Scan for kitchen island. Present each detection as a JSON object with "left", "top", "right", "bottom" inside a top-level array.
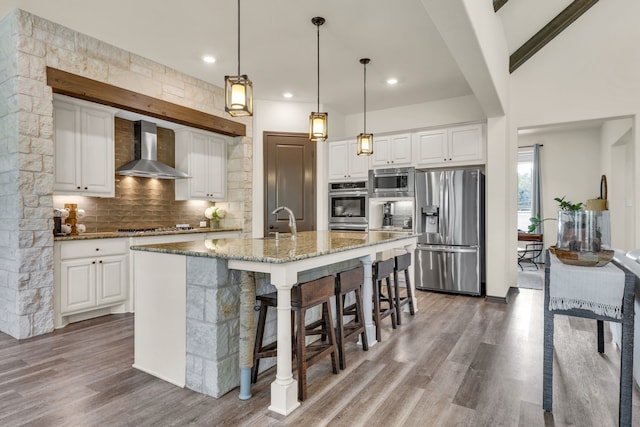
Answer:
[{"left": 130, "top": 230, "right": 417, "bottom": 416}]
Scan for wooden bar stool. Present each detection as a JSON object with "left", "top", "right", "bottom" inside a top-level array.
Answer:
[
  {"left": 372, "top": 258, "right": 397, "bottom": 342},
  {"left": 393, "top": 252, "right": 415, "bottom": 325},
  {"left": 251, "top": 275, "right": 339, "bottom": 401},
  {"left": 335, "top": 266, "right": 368, "bottom": 370}
]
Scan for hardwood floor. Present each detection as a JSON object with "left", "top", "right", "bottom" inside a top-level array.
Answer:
[{"left": 1, "top": 288, "right": 638, "bottom": 426}]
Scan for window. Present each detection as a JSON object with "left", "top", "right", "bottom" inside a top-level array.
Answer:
[{"left": 517, "top": 149, "right": 534, "bottom": 231}]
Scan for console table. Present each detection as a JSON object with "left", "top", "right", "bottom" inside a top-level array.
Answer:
[{"left": 543, "top": 251, "right": 636, "bottom": 426}]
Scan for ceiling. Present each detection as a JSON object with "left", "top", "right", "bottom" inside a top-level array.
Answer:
[{"left": 0, "top": 0, "right": 478, "bottom": 115}]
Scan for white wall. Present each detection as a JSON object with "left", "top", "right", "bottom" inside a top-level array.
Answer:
[
  {"left": 510, "top": 0, "right": 640, "bottom": 249},
  {"left": 342, "top": 95, "right": 485, "bottom": 137},
  {"left": 601, "top": 119, "right": 634, "bottom": 250},
  {"left": 252, "top": 100, "right": 345, "bottom": 237},
  {"left": 518, "top": 127, "right": 602, "bottom": 247}
]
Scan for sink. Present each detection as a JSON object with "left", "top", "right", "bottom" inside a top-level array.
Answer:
[{"left": 257, "top": 233, "right": 292, "bottom": 240}]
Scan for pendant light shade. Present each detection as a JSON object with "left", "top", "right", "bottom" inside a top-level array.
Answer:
[
  {"left": 357, "top": 58, "right": 373, "bottom": 156},
  {"left": 309, "top": 17, "right": 328, "bottom": 142},
  {"left": 225, "top": 0, "right": 253, "bottom": 117}
]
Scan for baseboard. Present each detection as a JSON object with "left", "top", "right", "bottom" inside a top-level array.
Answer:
[{"left": 485, "top": 286, "right": 520, "bottom": 304}]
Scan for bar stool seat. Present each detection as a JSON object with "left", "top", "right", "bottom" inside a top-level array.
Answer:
[
  {"left": 335, "top": 266, "right": 368, "bottom": 370},
  {"left": 251, "top": 275, "right": 339, "bottom": 401},
  {"left": 393, "top": 252, "right": 415, "bottom": 325},
  {"left": 372, "top": 258, "right": 397, "bottom": 342}
]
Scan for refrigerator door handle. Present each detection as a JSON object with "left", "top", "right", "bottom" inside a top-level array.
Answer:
[{"left": 417, "top": 245, "right": 478, "bottom": 253}]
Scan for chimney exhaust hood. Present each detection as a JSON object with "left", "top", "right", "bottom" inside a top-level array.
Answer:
[{"left": 117, "top": 120, "right": 190, "bottom": 179}]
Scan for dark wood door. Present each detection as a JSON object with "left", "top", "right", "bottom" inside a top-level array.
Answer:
[{"left": 264, "top": 132, "right": 316, "bottom": 236}]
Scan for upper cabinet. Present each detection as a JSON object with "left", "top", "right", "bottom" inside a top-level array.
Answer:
[
  {"left": 370, "top": 133, "right": 412, "bottom": 168},
  {"left": 53, "top": 95, "right": 117, "bottom": 197},
  {"left": 414, "top": 124, "right": 485, "bottom": 167},
  {"left": 175, "top": 128, "right": 228, "bottom": 200},
  {"left": 327, "top": 139, "right": 370, "bottom": 181}
]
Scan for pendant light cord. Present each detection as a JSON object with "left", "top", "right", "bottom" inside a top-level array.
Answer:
[
  {"left": 363, "top": 61, "right": 367, "bottom": 133},
  {"left": 237, "top": 0, "right": 241, "bottom": 76},
  {"left": 316, "top": 22, "right": 320, "bottom": 112}
]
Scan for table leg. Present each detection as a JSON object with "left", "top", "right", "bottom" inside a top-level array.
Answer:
[
  {"left": 268, "top": 274, "right": 300, "bottom": 416},
  {"left": 619, "top": 279, "right": 634, "bottom": 427},
  {"left": 543, "top": 265, "right": 553, "bottom": 412},
  {"left": 597, "top": 320, "right": 604, "bottom": 354},
  {"left": 359, "top": 255, "right": 378, "bottom": 347}
]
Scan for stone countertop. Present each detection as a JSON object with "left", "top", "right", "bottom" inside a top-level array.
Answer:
[
  {"left": 368, "top": 227, "right": 414, "bottom": 233},
  {"left": 130, "top": 230, "right": 417, "bottom": 264},
  {"left": 54, "top": 227, "right": 242, "bottom": 241}
]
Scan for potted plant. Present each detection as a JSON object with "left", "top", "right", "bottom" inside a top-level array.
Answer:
[
  {"left": 527, "top": 196, "right": 582, "bottom": 233},
  {"left": 552, "top": 197, "right": 612, "bottom": 266}
]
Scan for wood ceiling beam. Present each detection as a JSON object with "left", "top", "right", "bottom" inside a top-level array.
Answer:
[
  {"left": 509, "top": 0, "right": 599, "bottom": 73},
  {"left": 46, "top": 67, "right": 246, "bottom": 137},
  {"left": 493, "top": 0, "right": 509, "bottom": 13}
]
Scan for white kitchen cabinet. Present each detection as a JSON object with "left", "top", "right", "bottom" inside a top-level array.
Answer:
[
  {"left": 327, "top": 139, "right": 370, "bottom": 181},
  {"left": 53, "top": 94, "right": 117, "bottom": 197},
  {"left": 54, "top": 238, "right": 128, "bottom": 328},
  {"left": 370, "top": 133, "right": 412, "bottom": 168},
  {"left": 175, "top": 128, "right": 228, "bottom": 200},
  {"left": 414, "top": 124, "right": 485, "bottom": 167}
]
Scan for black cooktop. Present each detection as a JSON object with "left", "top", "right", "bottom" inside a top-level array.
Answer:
[{"left": 117, "top": 226, "right": 194, "bottom": 233}]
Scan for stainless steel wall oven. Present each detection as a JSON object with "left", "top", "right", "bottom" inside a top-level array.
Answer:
[{"left": 328, "top": 181, "right": 369, "bottom": 231}]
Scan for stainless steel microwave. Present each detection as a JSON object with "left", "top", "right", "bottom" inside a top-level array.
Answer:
[{"left": 369, "top": 167, "right": 415, "bottom": 198}]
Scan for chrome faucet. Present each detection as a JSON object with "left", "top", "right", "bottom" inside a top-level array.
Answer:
[{"left": 272, "top": 206, "right": 297, "bottom": 238}]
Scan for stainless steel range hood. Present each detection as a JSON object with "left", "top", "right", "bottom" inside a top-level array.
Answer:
[{"left": 117, "top": 120, "right": 190, "bottom": 179}]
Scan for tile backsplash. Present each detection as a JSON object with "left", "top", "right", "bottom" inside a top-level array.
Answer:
[{"left": 53, "top": 118, "right": 217, "bottom": 232}]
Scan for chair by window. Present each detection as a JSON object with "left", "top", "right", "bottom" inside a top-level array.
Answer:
[{"left": 518, "top": 243, "right": 544, "bottom": 270}]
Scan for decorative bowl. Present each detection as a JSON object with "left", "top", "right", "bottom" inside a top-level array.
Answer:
[{"left": 553, "top": 247, "right": 614, "bottom": 267}]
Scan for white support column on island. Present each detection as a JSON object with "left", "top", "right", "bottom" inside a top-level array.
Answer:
[
  {"left": 359, "top": 254, "right": 378, "bottom": 347},
  {"left": 405, "top": 241, "right": 418, "bottom": 313},
  {"left": 267, "top": 268, "right": 300, "bottom": 416}
]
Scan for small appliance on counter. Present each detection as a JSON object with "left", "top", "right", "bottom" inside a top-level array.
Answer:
[
  {"left": 53, "top": 207, "right": 69, "bottom": 236},
  {"left": 369, "top": 199, "right": 414, "bottom": 231},
  {"left": 382, "top": 202, "right": 394, "bottom": 228}
]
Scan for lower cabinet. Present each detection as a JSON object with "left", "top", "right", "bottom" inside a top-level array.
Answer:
[
  {"left": 60, "top": 254, "right": 127, "bottom": 313},
  {"left": 54, "top": 231, "right": 243, "bottom": 328},
  {"left": 54, "top": 238, "right": 129, "bottom": 328}
]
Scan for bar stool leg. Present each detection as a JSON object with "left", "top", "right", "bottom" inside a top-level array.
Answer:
[
  {"left": 373, "top": 275, "right": 382, "bottom": 343},
  {"left": 251, "top": 302, "right": 269, "bottom": 384},
  {"left": 385, "top": 276, "right": 397, "bottom": 329}
]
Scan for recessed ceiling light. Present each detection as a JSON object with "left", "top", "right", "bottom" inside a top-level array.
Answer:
[
  {"left": 202, "top": 55, "right": 216, "bottom": 64},
  {"left": 283, "top": 92, "right": 293, "bottom": 98},
  {"left": 387, "top": 78, "right": 398, "bottom": 85}
]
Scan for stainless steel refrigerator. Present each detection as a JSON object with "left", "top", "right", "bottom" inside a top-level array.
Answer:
[{"left": 415, "top": 168, "right": 485, "bottom": 295}]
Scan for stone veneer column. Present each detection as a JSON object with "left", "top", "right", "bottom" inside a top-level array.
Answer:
[
  {"left": 185, "top": 256, "right": 241, "bottom": 397},
  {"left": 0, "top": 9, "right": 252, "bottom": 339},
  {"left": 0, "top": 10, "right": 55, "bottom": 338}
]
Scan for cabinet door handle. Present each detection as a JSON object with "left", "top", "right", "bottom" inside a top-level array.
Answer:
[
  {"left": 84, "top": 187, "right": 88, "bottom": 190},
  {"left": 99, "top": 260, "right": 103, "bottom": 264},
  {"left": 92, "top": 261, "right": 96, "bottom": 264},
  {"left": 77, "top": 186, "right": 81, "bottom": 190},
  {"left": 96, "top": 248, "right": 100, "bottom": 251}
]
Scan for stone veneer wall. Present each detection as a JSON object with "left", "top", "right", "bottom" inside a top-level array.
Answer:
[
  {"left": 0, "top": 9, "right": 252, "bottom": 339},
  {"left": 185, "top": 258, "right": 276, "bottom": 398}
]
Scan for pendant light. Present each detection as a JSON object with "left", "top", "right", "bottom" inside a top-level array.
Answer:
[
  {"left": 357, "top": 58, "right": 373, "bottom": 156},
  {"left": 309, "top": 17, "right": 328, "bottom": 142},
  {"left": 225, "top": 0, "right": 253, "bottom": 117}
]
